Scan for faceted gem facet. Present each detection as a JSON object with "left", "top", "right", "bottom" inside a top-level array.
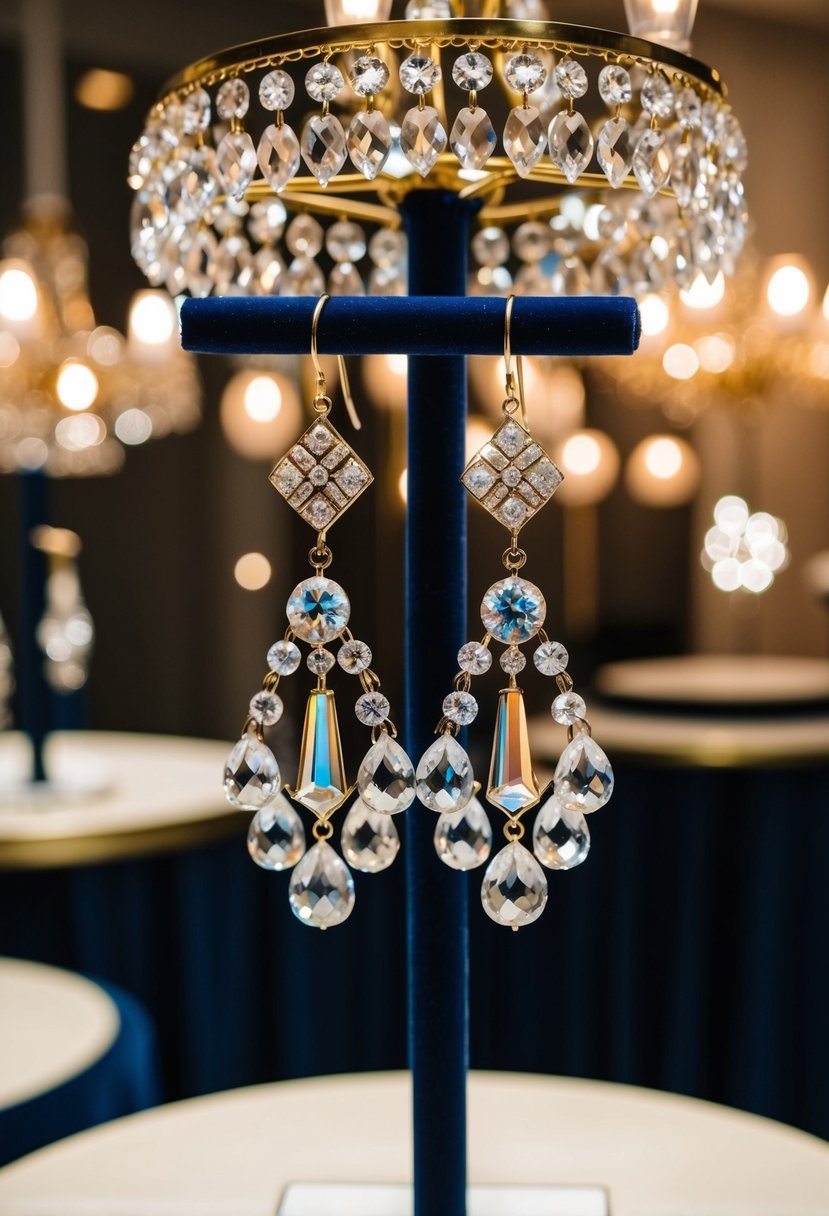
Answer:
[
  {"left": 534, "top": 640, "right": 568, "bottom": 676},
  {"left": 268, "top": 639, "right": 302, "bottom": 675},
  {"left": 598, "top": 64, "right": 632, "bottom": 107},
  {"left": 257, "top": 123, "right": 301, "bottom": 193},
  {"left": 307, "top": 648, "right": 336, "bottom": 675},
  {"left": 481, "top": 577, "right": 546, "bottom": 645},
  {"left": 416, "top": 734, "right": 474, "bottom": 813},
  {"left": 671, "top": 141, "right": 701, "bottom": 209},
  {"left": 487, "top": 687, "right": 540, "bottom": 814},
  {"left": 357, "top": 734, "right": 415, "bottom": 815},
  {"left": 481, "top": 841, "right": 548, "bottom": 929},
  {"left": 338, "top": 639, "right": 372, "bottom": 674},
  {"left": 292, "top": 689, "right": 349, "bottom": 814},
  {"left": 224, "top": 734, "right": 280, "bottom": 810},
  {"left": 500, "top": 647, "right": 526, "bottom": 675},
  {"left": 305, "top": 62, "right": 345, "bottom": 103},
  {"left": 216, "top": 77, "right": 250, "bottom": 120},
  {"left": 355, "top": 691, "right": 390, "bottom": 727},
  {"left": 554, "top": 58, "right": 588, "bottom": 100},
  {"left": 551, "top": 690, "right": 587, "bottom": 725},
  {"left": 504, "top": 52, "right": 547, "bottom": 94},
  {"left": 287, "top": 577, "right": 350, "bottom": 644},
  {"left": 270, "top": 417, "right": 373, "bottom": 529},
  {"left": 182, "top": 87, "right": 211, "bottom": 134},
  {"left": 289, "top": 841, "right": 355, "bottom": 929},
  {"left": 458, "top": 641, "right": 491, "bottom": 675},
  {"left": 452, "top": 51, "right": 493, "bottom": 92},
  {"left": 247, "top": 799, "right": 305, "bottom": 870},
  {"left": 532, "top": 792, "right": 590, "bottom": 871},
  {"left": 347, "top": 110, "right": 392, "bottom": 180},
  {"left": 249, "top": 690, "right": 284, "bottom": 726},
  {"left": 259, "top": 69, "right": 295, "bottom": 111},
  {"left": 503, "top": 106, "right": 546, "bottom": 177},
  {"left": 434, "top": 797, "right": 492, "bottom": 871},
  {"left": 399, "top": 54, "right": 441, "bottom": 95},
  {"left": 549, "top": 110, "right": 594, "bottom": 184},
  {"left": 450, "top": 107, "right": 496, "bottom": 170},
  {"left": 554, "top": 735, "right": 614, "bottom": 813},
  {"left": 301, "top": 114, "right": 347, "bottom": 187},
  {"left": 633, "top": 128, "right": 672, "bottom": 197},
  {"left": 216, "top": 130, "right": 257, "bottom": 200},
  {"left": 342, "top": 798, "right": 400, "bottom": 873},
  {"left": 597, "top": 116, "right": 633, "bottom": 188},
  {"left": 641, "top": 74, "right": 675, "bottom": 119},
  {"left": 443, "top": 691, "right": 479, "bottom": 726},
  {"left": 400, "top": 105, "right": 446, "bottom": 177},
  {"left": 349, "top": 55, "right": 390, "bottom": 97},
  {"left": 462, "top": 417, "right": 562, "bottom": 531}
]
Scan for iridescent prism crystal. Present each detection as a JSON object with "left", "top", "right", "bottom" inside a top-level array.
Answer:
[
  {"left": 416, "top": 733, "right": 474, "bottom": 813},
  {"left": 481, "top": 841, "right": 548, "bottom": 929},
  {"left": 554, "top": 735, "right": 614, "bottom": 814},
  {"left": 224, "top": 734, "right": 280, "bottom": 810},
  {"left": 270, "top": 417, "right": 373, "bottom": 530},
  {"left": 487, "top": 687, "right": 540, "bottom": 815},
  {"left": 289, "top": 841, "right": 355, "bottom": 929},
  {"left": 462, "top": 417, "right": 563, "bottom": 533},
  {"left": 247, "top": 799, "right": 306, "bottom": 871},
  {"left": 291, "top": 689, "right": 350, "bottom": 815},
  {"left": 434, "top": 797, "right": 492, "bottom": 871},
  {"left": 532, "top": 791, "right": 590, "bottom": 870},
  {"left": 342, "top": 798, "right": 400, "bottom": 873},
  {"left": 357, "top": 733, "right": 415, "bottom": 815}
]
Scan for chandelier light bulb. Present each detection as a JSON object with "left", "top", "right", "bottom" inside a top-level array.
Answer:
[
  {"left": 623, "top": 0, "right": 698, "bottom": 50},
  {"left": 0, "top": 262, "right": 39, "bottom": 323},
  {"left": 662, "top": 342, "right": 699, "bottom": 380},
  {"left": 561, "top": 433, "right": 601, "bottom": 476},
  {"left": 221, "top": 369, "right": 300, "bottom": 459},
  {"left": 324, "top": 0, "right": 392, "bottom": 23},
  {"left": 129, "top": 290, "right": 176, "bottom": 347},
  {"left": 398, "top": 467, "right": 408, "bottom": 505},
  {"left": 679, "top": 271, "right": 725, "bottom": 311},
  {"left": 244, "top": 374, "right": 283, "bottom": 423},
  {"left": 639, "top": 293, "right": 670, "bottom": 338},
  {"left": 766, "top": 262, "right": 811, "bottom": 318},
  {"left": 626, "top": 434, "right": 700, "bottom": 506},
  {"left": 56, "top": 360, "right": 99, "bottom": 412},
  {"left": 554, "top": 429, "right": 620, "bottom": 506}
]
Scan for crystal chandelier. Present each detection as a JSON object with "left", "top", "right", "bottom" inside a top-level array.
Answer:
[
  {"left": 128, "top": 0, "right": 748, "bottom": 300},
  {"left": 0, "top": 198, "right": 201, "bottom": 477}
]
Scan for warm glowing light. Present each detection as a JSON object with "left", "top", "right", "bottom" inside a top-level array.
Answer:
[
  {"left": 56, "top": 360, "right": 99, "bottom": 411},
  {"left": 714, "top": 495, "right": 749, "bottom": 534},
  {"left": 324, "top": 0, "right": 392, "bottom": 23},
  {"left": 234, "top": 552, "right": 272, "bottom": 591},
  {"left": 129, "top": 291, "right": 176, "bottom": 346},
  {"left": 386, "top": 353, "right": 408, "bottom": 377},
  {"left": 823, "top": 283, "right": 829, "bottom": 323},
  {"left": 0, "top": 332, "right": 20, "bottom": 367},
  {"left": 679, "top": 272, "right": 725, "bottom": 310},
  {"left": 0, "top": 264, "right": 38, "bottom": 322},
  {"left": 561, "top": 433, "right": 601, "bottom": 476},
  {"left": 220, "top": 369, "right": 300, "bottom": 460},
  {"left": 466, "top": 416, "right": 494, "bottom": 462},
  {"left": 74, "top": 68, "right": 134, "bottom": 111},
  {"left": 554, "top": 429, "right": 620, "bottom": 506},
  {"left": 662, "top": 343, "right": 699, "bottom": 380},
  {"left": 712, "top": 558, "right": 741, "bottom": 592},
  {"left": 626, "top": 434, "right": 700, "bottom": 506},
  {"left": 244, "top": 375, "right": 282, "bottom": 423},
  {"left": 766, "top": 263, "right": 811, "bottom": 318},
  {"left": 639, "top": 294, "right": 670, "bottom": 338},
  {"left": 114, "top": 409, "right": 153, "bottom": 445},
  {"left": 398, "top": 468, "right": 408, "bottom": 504},
  {"left": 703, "top": 498, "right": 788, "bottom": 594},
  {"left": 362, "top": 352, "right": 408, "bottom": 411},
  {"left": 694, "top": 333, "right": 735, "bottom": 373},
  {"left": 644, "top": 436, "right": 683, "bottom": 479},
  {"left": 624, "top": 0, "right": 699, "bottom": 53},
  {"left": 653, "top": 0, "right": 679, "bottom": 12},
  {"left": 55, "top": 414, "right": 106, "bottom": 451}
]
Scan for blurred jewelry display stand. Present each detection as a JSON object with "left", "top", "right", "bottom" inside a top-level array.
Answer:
[{"left": 183, "top": 287, "right": 638, "bottom": 1216}]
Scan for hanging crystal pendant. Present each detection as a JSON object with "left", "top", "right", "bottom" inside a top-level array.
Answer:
[
  {"left": 671, "top": 141, "right": 701, "bottom": 209},
  {"left": 292, "top": 689, "right": 350, "bottom": 815},
  {"left": 347, "top": 110, "right": 393, "bottom": 180},
  {"left": 434, "top": 796, "right": 492, "bottom": 871},
  {"left": 554, "top": 735, "right": 614, "bottom": 813},
  {"left": 289, "top": 840, "right": 355, "bottom": 929},
  {"left": 532, "top": 791, "right": 590, "bottom": 870},
  {"left": 597, "top": 116, "right": 634, "bottom": 188},
  {"left": 503, "top": 105, "right": 546, "bottom": 177},
  {"left": 481, "top": 841, "right": 548, "bottom": 929},
  {"left": 257, "top": 123, "right": 301, "bottom": 193},
  {"left": 215, "top": 130, "right": 257, "bottom": 200},
  {"left": 341, "top": 798, "right": 400, "bottom": 873},
  {"left": 357, "top": 733, "right": 415, "bottom": 815},
  {"left": 415, "top": 733, "right": 474, "bottom": 813},
  {"left": 223, "top": 733, "right": 280, "bottom": 810},
  {"left": 632, "top": 128, "right": 672, "bottom": 197},
  {"left": 247, "top": 799, "right": 306, "bottom": 870},
  {"left": 450, "top": 107, "right": 496, "bottom": 171},
  {"left": 300, "top": 113, "right": 347, "bottom": 187},
  {"left": 487, "top": 687, "right": 540, "bottom": 814},
  {"left": 549, "top": 110, "right": 594, "bottom": 183},
  {"left": 400, "top": 105, "right": 447, "bottom": 177}
]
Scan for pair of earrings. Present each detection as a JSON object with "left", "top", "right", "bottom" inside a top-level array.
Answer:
[{"left": 222, "top": 296, "right": 614, "bottom": 931}]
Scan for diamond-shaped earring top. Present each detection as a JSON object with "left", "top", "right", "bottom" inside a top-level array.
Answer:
[
  {"left": 270, "top": 416, "right": 373, "bottom": 531},
  {"left": 461, "top": 417, "right": 563, "bottom": 534}
]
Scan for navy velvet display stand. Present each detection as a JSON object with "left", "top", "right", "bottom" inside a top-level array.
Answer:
[
  {"left": 17, "top": 472, "right": 51, "bottom": 782},
  {"left": 182, "top": 203, "right": 639, "bottom": 1214}
]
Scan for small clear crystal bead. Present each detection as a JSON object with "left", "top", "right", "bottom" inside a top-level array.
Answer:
[
  {"left": 532, "top": 793, "right": 590, "bottom": 871},
  {"left": 338, "top": 639, "right": 372, "bottom": 674},
  {"left": 248, "top": 199, "right": 287, "bottom": 243},
  {"left": 534, "top": 639, "right": 568, "bottom": 675},
  {"left": 289, "top": 841, "right": 355, "bottom": 930},
  {"left": 504, "top": 52, "right": 547, "bottom": 94},
  {"left": 326, "top": 220, "right": 366, "bottom": 263},
  {"left": 442, "top": 690, "right": 478, "bottom": 725},
  {"left": 434, "top": 797, "right": 492, "bottom": 871},
  {"left": 481, "top": 841, "right": 548, "bottom": 929},
  {"left": 305, "top": 62, "right": 345, "bottom": 102},
  {"left": 247, "top": 800, "right": 305, "bottom": 871},
  {"left": 598, "top": 64, "right": 632, "bottom": 107},
  {"left": 216, "top": 78, "right": 249, "bottom": 121},
  {"left": 267, "top": 639, "right": 301, "bottom": 675},
  {"left": 554, "top": 58, "right": 588, "bottom": 100},
  {"left": 675, "top": 86, "right": 702, "bottom": 129},
  {"left": 551, "top": 690, "right": 586, "bottom": 725},
  {"left": 182, "top": 88, "right": 211, "bottom": 135},
  {"left": 249, "top": 690, "right": 284, "bottom": 725},
  {"left": 349, "top": 55, "right": 390, "bottom": 96},
  {"left": 307, "top": 648, "right": 335, "bottom": 675},
  {"left": 259, "top": 70, "right": 295, "bottom": 111},
  {"left": 355, "top": 691, "right": 390, "bottom": 726},
  {"left": 369, "top": 228, "right": 406, "bottom": 267},
  {"left": 500, "top": 647, "right": 526, "bottom": 675},
  {"left": 452, "top": 51, "right": 493, "bottom": 92},
  {"left": 641, "top": 75, "right": 675, "bottom": 119},
  {"left": 342, "top": 799, "right": 400, "bottom": 873},
  {"left": 513, "top": 220, "right": 549, "bottom": 262},
  {"left": 286, "top": 213, "right": 323, "bottom": 257},
  {"left": 457, "top": 641, "right": 491, "bottom": 675},
  {"left": 400, "top": 54, "right": 441, "bottom": 94}
]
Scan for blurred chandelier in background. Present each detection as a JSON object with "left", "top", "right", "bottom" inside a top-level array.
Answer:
[
  {"left": 0, "top": 198, "right": 201, "bottom": 477},
  {"left": 128, "top": 0, "right": 748, "bottom": 301}
]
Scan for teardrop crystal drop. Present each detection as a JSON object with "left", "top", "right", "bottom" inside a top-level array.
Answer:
[
  {"left": 481, "top": 841, "right": 548, "bottom": 929},
  {"left": 257, "top": 123, "right": 301, "bottom": 192},
  {"left": 400, "top": 105, "right": 447, "bottom": 177},
  {"left": 415, "top": 733, "right": 474, "bottom": 813},
  {"left": 357, "top": 734, "right": 415, "bottom": 815},
  {"left": 434, "top": 796, "right": 492, "bottom": 871},
  {"left": 342, "top": 797, "right": 400, "bottom": 873},
  {"left": 224, "top": 734, "right": 280, "bottom": 810},
  {"left": 671, "top": 141, "right": 701, "bottom": 209},
  {"left": 450, "top": 106, "right": 496, "bottom": 170},
  {"left": 597, "top": 116, "right": 633, "bottom": 188},
  {"left": 632, "top": 128, "right": 672, "bottom": 197},
  {"left": 549, "top": 110, "right": 594, "bottom": 184},
  {"left": 216, "top": 130, "right": 257, "bottom": 200},
  {"left": 347, "top": 109, "right": 392, "bottom": 180},
  {"left": 247, "top": 798, "right": 306, "bottom": 870},
  {"left": 289, "top": 841, "right": 355, "bottom": 930},
  {"left": 300, "top": 113, "right": 347, "bottom": 187},
  {"left": 532, "top": 791, "right": 590, "bottom": 870},
  {"left": 487, "top": 688, "right": 540, "bottom": 815},
  {"left": 503, "top": 105, "right": 546, "bottom": 177},
  {"left": 554, "top": 735, "right": 614, "bottom": 813}
]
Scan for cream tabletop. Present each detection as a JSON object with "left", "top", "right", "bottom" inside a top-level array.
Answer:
[
  {"left": 0, "top": 732, "right": 241, "bottom": 868},
  {"left": 0, "top": 1071, "right": 826, "bottom": 1216},
  {"left": 0, "top": 958, "right": 119, "bottom": 1110}
]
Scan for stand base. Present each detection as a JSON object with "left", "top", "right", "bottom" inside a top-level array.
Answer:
[{"left": 278, "top": 1183, "right": 609, "bottom": 1215}]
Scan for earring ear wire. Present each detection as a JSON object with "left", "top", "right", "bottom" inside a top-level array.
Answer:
[
  {"left": 503, "top": 294, "right": 528, "bottom": 431},
  {"left": 311, "top": 294, "right": 362, "bottom": 431}
]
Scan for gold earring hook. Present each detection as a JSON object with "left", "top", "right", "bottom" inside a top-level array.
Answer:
[
  {"left": 503, "top": 295, "right": 529, "bottom": 431},
  {"left": 310, "top": 294, "right": 362, "bottom": 431}
]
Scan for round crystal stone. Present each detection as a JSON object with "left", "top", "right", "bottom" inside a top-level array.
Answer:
[
  {"left": 452, "top": 51, "right": 493, "bottom": 92},
  {"left": 267, "top": 639, "right": 302, "bottom": 675},
  {"left": 501, "top": 466, "right": 522, "bottom": 487},
  {"left": 182, "top": 88, "right": 211, "bottom": 135},
  {"left": 259, "top": 69, "right": 295, "bottom": 111},
  {"left": 248, "top": 199, "right": 287, "bottom": 243},
  {"left": 247, "top": 799, "right": 306, "bottom": 871},
  {"left": 534, "top": 640, "right": 568, "bottom": 676},
  {"left": 326, "top": 219, "right": 367, "bottom": 263},
  {"left": 434, "top": 797, "right": 492, "bottom": 871},
  {"left": 305, "top": 61, "right": 345, "bottom": 103},
  {"left": 598, "top": 63, "right": 632, "bottom": 107},
  {"left": 481, "top": 577, "right": 546, "bottom": 645},
  {"left": 342, "top": 798, "right": 400, "bottom": 873},
  {"left": 287, "top": 576, "right": 350, "bottom": 644},
  {"left": 504, "top": 52, "right": 547, "bottom": 95},
  {"left": 481, "top": 841, "right": 548, "bottom": 929},
  {"left": 554, "top": 58, "right": 588, "bottom": 100},
  {"left": 551, "top": 691, "right": 586, "bottom": 725},
  {"left": 349, "top": 55, "right": 390, "bottom": 97},
  {"left": 676, "top": 86, "right": 702, "bottom": 129},
  {"left": 216, "top": 77, "right": 250, "bottom": 120},
  {"left": 286, "top": 213, "right": 323, "bottom": 258},
  {"left": 249, "top": 690, "right": 284, "bottom": 726},
  {"left": 532, "top": 794, "right": 590, "bottom": 871},
  {"left": 442, "top": 691, "right": 478, "bottom": 725},
  {"left": 338, "top": 639, "right": 372, "bottom": 674},
  {"left": 399, "top": 54, "right": 441, "bottom": 95},
  {"left": 369, "top": 228, "right": 406, "bottom": 267},
  {"left": 641, "top": 75, "right": 675, "bottom": 119},
  {"left": 224, "top": 734, "right": 280, "bottom": 810},
  {"left": 355, "top": 691, "right": 390, "bottom": 726},
  {"left": 500, "top": 647, "right": 526, "bottom": 675},
  {"left": 457, "top": 640, "right": 491, "bottom": 675},
  {"left": 307, "top": 648, "right": 335, "bottom": 675},
  {"left": 472, "top": 226, "right": 510, "bottom": 268},
  {"left": 308, "top": 465, "right": 329, "bottom": 487},
  {"left": 512, "top": 220, "right": 550, "bottom": 262},
  {"left": 289, "top": 840, "right": 355, "bottom": 930}
]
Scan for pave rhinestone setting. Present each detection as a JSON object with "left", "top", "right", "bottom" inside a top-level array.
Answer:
[
  {"left": 462, "top": 417, "right": 563, "bottom": 533},
  {"left": 269, "top": 417, "right": 373, "bottom": 530}
]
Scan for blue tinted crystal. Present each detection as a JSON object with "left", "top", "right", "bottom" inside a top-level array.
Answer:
[
  {"left": 287, "top": 576, "right": 350, "bottom": 643},
  {"left": 480, "top": 576, "right": 546, "bottom": 644}
]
